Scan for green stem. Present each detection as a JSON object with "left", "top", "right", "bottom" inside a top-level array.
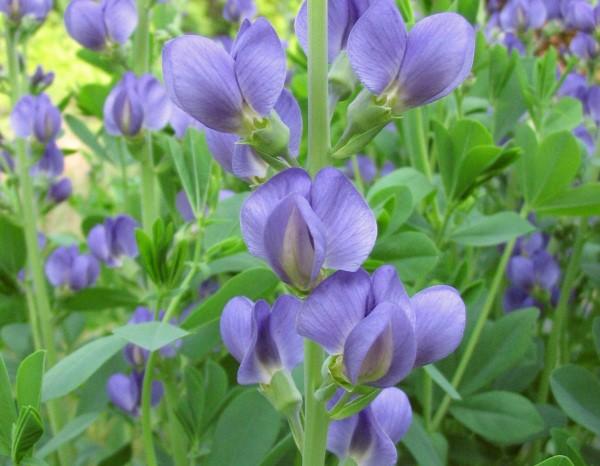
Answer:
[
  {"left": 6, "top": 23, "right": 68, "bottom": 465},
  {"left": 405, "top": 108, "right": 432, "bottom": 180},
  {"left": 431, "top": 208, "right": 527, "bottom": 430},
  {"left": 422, "top": 369, "right": 432, "bottom": 430},
  {"left": 132, "top": 0, "right": 150, "bottom": 75},
  {"left": 163, "top": 375, "right": 189, "bottom": 466},
  {"left": 302, "top": 340, "right": 329, "bottom": 466},
  {"left": 287, "top": 410, "right": 305, "bottom": 453},
  {"left": 306, "top": 0, "right": 330, "bottom": 175},
  {"left": 537, "top": 220, "right": 587, "bottom": 403},
  {"left": 140, "top": 132, "right": 157, "bottom": 233}
]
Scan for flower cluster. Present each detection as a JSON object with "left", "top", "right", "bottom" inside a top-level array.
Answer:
[{"left": 504, "top": 232, "right": 561, "bottom": 312}]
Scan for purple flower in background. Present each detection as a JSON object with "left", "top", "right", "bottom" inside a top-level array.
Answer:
[
  {"left": 205, "top": 89, "right": 302, "bottom": 179},
  {"left": 162, "top": 19, "right": 286, "bottom": 134},
  {"left": 220, "top": 295, "right": 303, "bottom": 384},
  {"left": 106, "top": 371, "right": 163, "bottom": 416},
  {"left": 29, "top": 65, "right": 54, "bottom": 91},
  {"left": 380, "top": 160, "right": 395, "bottom": 177},
  {"left": 573, "top": 124, "right": 595, "bottom": 154},
  {"left": 344, "top": 155, "right": 377, "bottom": 183},
  {"left": 562, "top": 0, "right": 596, "bottom": 31},
  {"left": 558, "top": 72, "right": 588, "bottom": 104},
  {"left": 297, "top": 266, "right": 466, "bottom": 387},
  {"left": 45, "top": 245, "right": 99, "bottom": 291},
  {"left": 11, "top": 94, "right": 61, "bottom": 143},
  {"left": 504, "top": 232, "right": 561, "bottom": 312},
  {"left": 223, "top": 0, "right": 255, "bottom": 22},
  {"left": 47, "top": 178, "right": 72, "bottom": 204},
  {"left": 347, "top": 1, "right": 475, "bottom": 113},
  {"left": 87, "top": 214, "right": 138, "bottom": 267},
  {"left": 543, "top": 0, "right": 563, "bottom": 19},
  {"left": 0, "top": 0, "right": 52, "bottom": 22},
  {"left": 240, "top": 167, "right": 377, "bottom": 290},
  {"left": 169, "top": 105, "right": 204, "bottom": 139},
  {"left": 327, "top": 388, "right": 412, "bottom": 466},
  {"left": 295, "top": 0, "right": 371, "bottom": 63},
  {"left": 104, "top": 72, "right": 171, "bottom": 137},
  {"left": 123, "top": 307, "right": 182, "bottom": 365},
  {"left": 0, "top": 151, "right": 15, "bottom": 173},
  {"left": 504, "top": 32, "right": 526, "bottom": 55},
  {"left": 31, "top": 142, "right": 64, "bottom": 178},
  {"left": 65, "top": 0, "right": 137, "bottom": 51},
  {"left": 569, "top": 32, "right": 599, "bottom": 60},
  {"left": 587, "top": 85, "right": 600, "bottom": 125},
  {"left": 499, "top": 0, "right": 547, "bottom": 31}
]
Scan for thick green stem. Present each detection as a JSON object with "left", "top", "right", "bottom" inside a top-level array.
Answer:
[
  {"left": 431, "top": 209, "right": 526, "bottom": 430},
  {"left": 132, "top": 0, "right": 150, "bottom": 75},
  {"left": 303, "top": 0, "right": 331, "bottom": 464},
  {"left": 404, "top": 108, "right": 432, "bottom": 180},
  {"left": 537, "top": 221, "right": 587, "bottom": 403},
  {"left": 163, "top": 375, "right": 189, "bottom": 466},
  {"left": 306, "top": 0, "right": 330, "bottom": 175},
  {"left": 6, "top": 22, "right": 68, "bottom": 465},
  {"left": 302, "top": 340, "right": 329, "bottom": 466}
]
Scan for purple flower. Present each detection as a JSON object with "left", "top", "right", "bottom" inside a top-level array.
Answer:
[
  {"left": 328, "top": 388, "right": 412, "bottom": 466},
  {"left": 162, "top": 19, "right": 286, "bottom": 134},
  {"left": 223, "top": 0, "right": 255, "bottom": 22},
  {"left": 380, "top": 160, "right": 395, "bottom": 177},
  {"left": 573, "top": 124, "right": 595, "bottom": 154},
  {"left": 0, "top": 0, "right": 52, "bottom": 22},
  {"left": 295, "top": 0, "right": 371, "bottom": 63},
  {"left": 347, "top": 1, "right": 475, "bottom": 113},
  {"left": 176, "top": 191, "right": 195, "bottom": 222},
  {"left": 45, "top": 245, "right": 99, "bottom": 291},
  {"left": 87, "top": 214, "right": 138, "bottom": 267},
  {"left": 169, "top": 105, "right": 204, "bottom": 139},
  {"left": 31, "top": 142, "right": 64, "bottom": 178},
  {"left": 65, "top": 0, "right": 137, "bottom": 51},
  {"left": 499, "top": 0, "right": 547, "bottom": 31},
  {"left": 205, "top": 89, "right": 302, "bottom": 179},
  {"left": 344, "top": 155, "right": 377, "bottom": 183},
  {"left": 104, "top": 72, "right": 171, "bottom": 137},
  {"left": 106, "top": 371, "right": 163, "bottom": 416},
  {"left": 47, "top": 178, "right": 72, "bottom": 204},
  {"left": 563, "top": 0, "right": 596, "bottom": 31},
  {"left": 544, "top": 0, "right": 563, "bottom": 19},
  {"left": 123, "top": 307, "right": 182, "bottom": 365},
  {"left": 569, "top": 32, "right": 599, "bottom": 60},
  {"left": 504, "top": 32, "right": 526, "bottom": 55},
  {"left": 558, "top": 72, "right": 588, "bottom": 103},
  {"left": 240, "top": 167, "right": 377, "bottom": 290},
  {"left": 11, "top": 94, "right": 61, "bottom": 144},
  {"left": 297, "top": 267, "right": 466, "bottom": 387},
  {"left": 587, "top": 85, "right": 600, "bottom": 125},
  {"left": 29, "top": 65, "right": 54, "bottom": 91},
  {"left": 220, "top": 295, "right": 303, "bottom": 384}
]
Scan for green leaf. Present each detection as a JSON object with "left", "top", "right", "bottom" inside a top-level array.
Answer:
[
  {"left": 457, "top": 0, "right": 479, "bottom": 22},
  {"left": 201, "top": 360, "right": 229, "bottom": 429},
  {"left": 64, "top": 114, "right": 108, "bottom": 161},
  {"left": 450, "top": 391, "right": 544, "bottom": 444},
  {"left": 113, "top": 322, "right": 187, "bottom": 352},
  {"left": 529, "top": 131, "right": 581, "bottom": 207},
  {"left": 593, "top": 317, "right": 600, "bottom": 358},
  {"left": 450, "top": 212, "right": 535, "bottom": 246},
  {"left": 58, "top": 287, "right": 140, "bottom": 312},
  {"left": 367, "top": 168, "right": 434, "bottom": 208},
  {"left": 206, "top": 390, "right": 280, "bottom": 466},
  {"left": 535, "top": 455, "right": 575, "bottom": 466},
  {"left": 551, "top": 364, "right": 600, "bottom": 436},
  {"left": 452, "top": 145, "right": 502, "bottom": 199},
  {"left": 43, "top": 335, "right": 127, "bottom": 401},
  {"left": 0, "top": 215, "right": 26, "bottom": 274},
  {"left": 460, "top": 308, "right": 539, "bottom": 395},
  {"left": 370, "top": 231, "right": 439, "bottom": 282},
  {"left": 204, "top": 193, "right": 248, "bottom": 250},
  {"left": 536, "top": 184, "right": 600, "bottom": 217},
  {"left": 16, "top": 351, "right": 46, "bottom": 411},
  {"left": 402, "top": 415, "right": 445, "bottom": 466},
  {"left": 424, "top": 365, "right": 461, "bottom": 401},
  {"left": 0, "top": 355, "right": 16, "bottom": 455},
  {"left": 11, "top": 406, "right": 44, "bottom": 464},
  {"left": 542, "top": 97, "right": 583, "bottom": 135},
  {"left": 36, "top": 412, "right": 99, "bottom": 459},
  {"left": 551, "top": 428, "right": 588, "bottom": 466},
  {"left": 368, "top": 185, "right": 413, "bottom": 237},
  {"left": 182, "top": 268, "right": 279, "bottom": 330},
  {"left": 328, "top": 389, "right": 381, "bottom": 420}
]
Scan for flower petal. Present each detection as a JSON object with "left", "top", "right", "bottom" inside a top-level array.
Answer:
[
  {"left": 231, "top": 18, "right": 286, "bottom": 115},
  {"left": 107, "top": 373, "right": 138, "bottom": 414},
  {"left": 274, "top": 89, "right": 303, "bottom": 156},
  {"left": 10, "top": 95, "right": 35, "bottom": 138},
  {"left": 241, "top": 167, "right": 311, "bottom": 260},
  {"left": 347, "top": 0, "right": 407, "bottom": 94},
  {"left": 103, "top": 0, "right": 137, "bottom": 45},
  {"left": 64, "top": 0, "right": 107, "bottom": 50},
  {"left": 162, "top": 35, "right": 243, "bottom": 132},
  {"left": 343, "top": 303, "right": 394, "bottom": 385},
  {"left": 220, "top": 296, "right": 255, "bottom": 362},
  {"left": 69, "top": 255, "right": 99, "bottom": 290},
  {"left": 232, "top": 144, "right": 269, "bottom": 179},
  {"left": 411, "top": 285, "right": 466, "bottom": 366},
  {"left": 327, "top": 416, "right": 359, "bottom": 461},
  {"left": 205, "top": 129, "right": 236, "bottom": 173},
  {"left": 137, "top": 74, "right": 171, "bottom": 131},
  {"left": 507, "top": 256, "right": 535, "bottom": 290},
  {"left": 88, "top": 224, "right": 110, "bottom": 263},
  {"left": 112, "top": 215, "right": 138, "bottom": 258},
  {"left": 370, "top": 387, "right": 412, "bottom": 442},
  {"left": 352, "top": 410, "right": 398, "bottom": 466},
  {"left": 396, "top": 13, "right": 475, "bottom": 109},
  {"left": 370, "top": 265, "right": 411, "bottom": 318},
  {"left": 311, "top": 167, "right": 377, "bottom": 271},
  {"left": 263, "top": 194, "right": 327, "bottom": 289},
  {"left": 533, "top": 251, "right": 560, "bottom": 290},
  {"left": 297, "top": 269, "right": 371, "bottom": 353},
  {"left": 269, "top": 295, "right": 303, "bottom": 370}
]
